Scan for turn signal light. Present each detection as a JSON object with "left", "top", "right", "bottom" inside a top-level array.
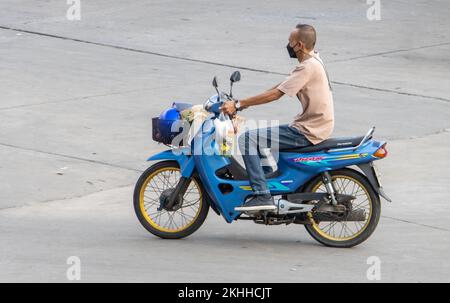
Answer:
[{"left": 373, "top": 144, "right": 388, "bottom": 158}]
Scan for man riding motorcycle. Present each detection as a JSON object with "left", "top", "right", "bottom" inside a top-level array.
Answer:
[{"left": 221, "top": 23, "right": 334, "bottom": 211}]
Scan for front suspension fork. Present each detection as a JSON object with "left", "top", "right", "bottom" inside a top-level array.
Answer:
[{"left": 163, "top": 176, "right": 191, "bottom": 210}]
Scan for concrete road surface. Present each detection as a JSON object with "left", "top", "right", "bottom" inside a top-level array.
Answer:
[{"left": 0, "top": 0, "right": 449, "bottom": 282}]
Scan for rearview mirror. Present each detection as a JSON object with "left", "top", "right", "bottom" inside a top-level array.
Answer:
[
  {"left": 230, "top": 71, "right": 241, "bottom": 83},
  {"left": 212, "top": 76, "right": 220, "bottom": 101}
]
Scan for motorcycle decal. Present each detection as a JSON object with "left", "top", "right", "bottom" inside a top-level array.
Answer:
[
  {"left": 239, "top": 181, "right": 291, "bottom": 191},
  {"left": 329, "top": 153, "right": 369, "bottom": 161},
  {"left": 292, "top": 156, "right": 325, "bottom": 162},
  {"left": 291, "top": 153, "right": 369, "bottom": 165},
  {"left": 280, "top": 180, "right": 293, "bottom": 184}
]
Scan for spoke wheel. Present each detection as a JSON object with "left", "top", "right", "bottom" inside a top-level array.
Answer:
[
  {"left": 304, "top": 168, "right": 381, "bottom": 248},
  {"left": 134, "top": 161, "right": 209, "bottom": 239}
]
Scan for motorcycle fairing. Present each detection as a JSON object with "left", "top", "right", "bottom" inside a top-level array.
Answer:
[{"left": 146, "top": 122, "right": 387, "bottom": 223}]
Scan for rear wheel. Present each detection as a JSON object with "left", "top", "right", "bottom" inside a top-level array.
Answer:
[
  {"left": 133, "top": 161, "right": 209, "bottom": 239},
  {"left": 304, "top": 168, "right": 381, "bottom": 248}
]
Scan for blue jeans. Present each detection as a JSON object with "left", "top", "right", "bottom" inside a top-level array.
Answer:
[{"left": 238, "top": 124, "right": 312, "bottom": 195}]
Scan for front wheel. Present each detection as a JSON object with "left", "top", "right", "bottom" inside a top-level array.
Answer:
[
  {"left": 133, "top": 161, "right": 209, "bottom": 239},
  {"left": 304, "top": 168, "right": 381, "bottom": 248}
]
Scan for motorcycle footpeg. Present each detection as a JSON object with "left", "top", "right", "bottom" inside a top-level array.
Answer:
[{"left": 277, "top": 199, "right": 314, "bottom": 215}]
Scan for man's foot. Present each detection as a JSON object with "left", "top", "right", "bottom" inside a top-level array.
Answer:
[{"left": 235, "top": 194, "right": 276, "bottom": 212}]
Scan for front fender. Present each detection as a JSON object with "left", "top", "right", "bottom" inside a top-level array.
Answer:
[{"left": 147, "top": 149, "right": 195, "bottom": 178}]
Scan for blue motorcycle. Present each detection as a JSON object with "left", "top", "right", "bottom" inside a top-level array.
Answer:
[{"left": 134, "top": 71, "right": 391, "bottom": 248}]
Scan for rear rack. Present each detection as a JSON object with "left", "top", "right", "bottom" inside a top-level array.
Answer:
[{"left": 327, "top": 126, "right": 375, "bottom": 153}]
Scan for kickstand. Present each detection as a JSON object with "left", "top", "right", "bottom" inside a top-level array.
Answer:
[{"left": 262, "top": 211, "right": 269, "bottom": 225}]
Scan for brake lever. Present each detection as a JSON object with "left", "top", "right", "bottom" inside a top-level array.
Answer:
[{"left": 222, "top": 92, "right": 231, "bottom": 100}]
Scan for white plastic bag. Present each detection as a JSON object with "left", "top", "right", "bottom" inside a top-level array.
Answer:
[
  {"left": 214, "top": 113, "right": 235, "bottom": 156},
  {"left": 180, "top": 105, "right": 209, "bottom": 146}
]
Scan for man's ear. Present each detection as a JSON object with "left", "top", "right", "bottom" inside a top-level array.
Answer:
[
  {"left": 298, "top": 41, "right": 307, "bottom": 52},
  {"left": 294, "top": 42, "right": 306, "bottom": 56}
]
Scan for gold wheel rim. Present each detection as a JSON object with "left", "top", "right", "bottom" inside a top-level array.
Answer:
[
  {"left": 309, "top": 175, "right": 373, "bottom": 242},
  {"left": 139, "top": 167, "right": 202, "bottom": 233}
]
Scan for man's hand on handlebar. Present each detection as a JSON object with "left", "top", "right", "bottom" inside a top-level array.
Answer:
[{"left": 220, "top": 100, "right": 237, "bottom": 116}]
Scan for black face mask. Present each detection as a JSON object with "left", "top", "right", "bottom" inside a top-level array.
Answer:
[{"left": 286, "top": 43, "right": 297, "bottom": 58}]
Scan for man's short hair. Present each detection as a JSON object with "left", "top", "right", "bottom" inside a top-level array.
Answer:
[{"left": 295, "top": 24, "right": 316, "bottom": 50}]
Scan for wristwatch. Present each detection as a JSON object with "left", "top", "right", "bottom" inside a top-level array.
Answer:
[{"left": 234, "top": 100, "right": 242, "bottom": 111}]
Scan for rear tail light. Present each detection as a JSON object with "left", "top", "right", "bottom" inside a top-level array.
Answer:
[{"left": 373, "top": 143, "right": 388, "bottom": 158}]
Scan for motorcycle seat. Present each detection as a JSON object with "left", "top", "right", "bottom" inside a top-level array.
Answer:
[{"left": 281, "top": 136, "right": 368, "bottom": 153}]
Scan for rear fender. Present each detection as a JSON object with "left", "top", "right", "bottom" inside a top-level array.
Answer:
[
  {"left": 357, "top": 162, "right": 392, "bottom": 202},
  {"left": 147, "top": 149, "right": 195, "bottom": 178}
]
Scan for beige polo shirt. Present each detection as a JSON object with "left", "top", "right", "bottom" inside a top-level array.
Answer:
[{"left": 277, "top": 51, "right": 334, "bottom": 144}]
